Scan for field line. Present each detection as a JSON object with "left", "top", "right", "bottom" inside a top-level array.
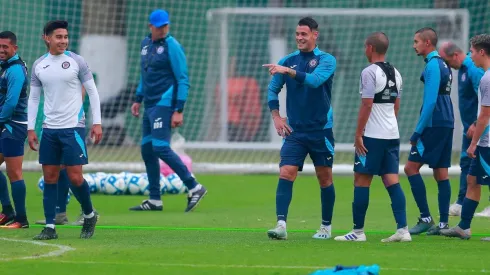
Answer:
[{"left": 0, "top": 237, "right": 75, "bottom": 261}]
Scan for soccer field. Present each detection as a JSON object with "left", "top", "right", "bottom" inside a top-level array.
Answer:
[{"left": 1, "top": 172, "right": 490, "bottom": 275}]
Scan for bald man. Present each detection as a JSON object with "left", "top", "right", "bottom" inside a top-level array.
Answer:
[
  {"left": 439, "top": 42, "right": 490, "bottom": 218},
  {"left": 405, "top": 27, "right": 454, "bottom": 235}
]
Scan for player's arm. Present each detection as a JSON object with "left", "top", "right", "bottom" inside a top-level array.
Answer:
[
  {"left": 267, "top": 58, "right": 291, "bottom": 136},
  {"left": 411, "top": 60, "right": 440, "bottom": 143},
  {"left": 168, "top": 39, "right": 190, "bottom": 112},
  {"left": 395, "top": 72, "right": 402, "bottom": 118},
  {"left": 0, "top": 65, "right": 25, "bottom": 125},
  {"left": 27, "top": 66, "right": 42, "bottom": 131},
  {"left": 291, "top": 54, "right": 336, "bottom": 88},
  {"left": 464, "top": 59, "right": 485, "bottom": 95},
  {"left": 354, "top": 68, "right": 375, "bottom": 155},
  {"left": 134, "top": 75, "right": 143, "bottom": 103},
  {"left": 469, "top": 79, "right": 490, "bottom": 157}
]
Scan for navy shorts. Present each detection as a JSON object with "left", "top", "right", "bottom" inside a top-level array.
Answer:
[
  {"left": 468, "top": 146, "right": 490, "bottom": 186},
  {"left": 354, "top": 137, "right": 399, "bottom": 176},
  {"left": 408, "top": 127, "right": 453, "bottom": 169},
  {"left": 280, "top": 128, "right": 334, "bottom": 171},
  {"left": 39, "top": 127, "right": 88, "bottom": 166},
  {"left": 141, "top": 105, "right": 173, "bottom": 147},
  {"left": 460, "top": 134, "right": 472, "bottom": 170},
  {"left": 0, "top": 122, "right": 27, "bottom": 157}
]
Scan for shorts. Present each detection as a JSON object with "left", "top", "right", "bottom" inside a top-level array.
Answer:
[
  {"left": 280, "top": 128, "right": 335, "bottom": 171},
  {"left": 0, "top": 122, "right": 27, "bottom": 157},
  {"left": 354, "top": 137, "right": 399, "bottom": 176},
  {"left": 141, "top": 105, "right": 173, "bottom": 147},
  {"left": 468, "top": 146, "right": 490, "bottom": 186},
  {"left": 408, "top": 127, "right": 453, "bottom": 169},
  {"left": 39, "top": 127, "right": 88, "bottom": 166}
]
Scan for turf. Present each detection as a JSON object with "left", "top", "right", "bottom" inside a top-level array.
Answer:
[{"left": 1, "top": 172, "right": 490, "bottom": 275}]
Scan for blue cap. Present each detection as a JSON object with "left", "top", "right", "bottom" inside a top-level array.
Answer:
[{"left": 149, "top": 9, "right": 170, "bottom": 28}]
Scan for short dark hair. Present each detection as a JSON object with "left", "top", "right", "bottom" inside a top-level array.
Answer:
[
  {"left": 442, "top": 42, "right": 463, "bottom": 56},
  {"left": 0, "top": 31, "right": 17, "bottom": 45},
  {"left": 415, "top": 27, "right": 438, "bottom": 46},
  {"left": 298, "top": 17, "right": 318, "bottom": 31},
  {"left": 470, "top": 34, "right": 490, "bottom": 56},
  {"left": 43, "top": 20, "right": 68, "bottom": 36},
  {"left": 365, "top": 32, "right": 389, "bottom": 54}
]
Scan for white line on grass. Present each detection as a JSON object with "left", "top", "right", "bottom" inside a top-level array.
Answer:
[
  {"left": 0, "top": 237, "right": 75, "bottom": 261},
  {"left": 47, "top": 260, "right": 490, "bottom": 273}
]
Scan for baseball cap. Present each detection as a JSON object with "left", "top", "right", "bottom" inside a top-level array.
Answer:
[{"left": 149, "top": 9, "right": 170, "bottom": 28}]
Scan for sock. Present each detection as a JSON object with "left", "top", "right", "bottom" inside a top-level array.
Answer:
[
  {"left": 276, "top": 178, "right": 293, "bottom": 222},
  {"left": 408, "top": 174, "right": 431, "bottom": 218},
  {"left": 0, "top": 171, "right": 11, "bottom": 209},
  {"left": 386, "top": 183, "right": 407, "bottom": 229},
  {"left": 353, "top": 186, "right": 370, "bottom": 230},
  {"left": 457, "top": 167, "right": 469, "bottom": 205},
  {"left": 154, "top": 145, "right": 197, "bottom": 190},
  {"left": 10, "top": 180, "right": 26, "bottom": 220},
  {"left": 458, "top": 197, "right": 479, "bottom": 230},
  {"left": 149, "top": 199, "right": 162, "bottom": 206},
  {"left": 320, "top": 184, "right": 335, "bottom": 226},
  {"left": 70, "top": 180, "right": 94, "bottom": 215},
  {"left": 43, "top": 183, "right": 58, "bottom": 225},
  {"left": 56, "top": 169, "right": 70, "bottom": 213},
  {"left": 141, "top": 142, "right": 162, "bottom": 201},
  {"left": 437, "top": 179, "right": 451, "bottom": 224}
]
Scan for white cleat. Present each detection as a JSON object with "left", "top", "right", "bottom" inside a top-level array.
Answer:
[
  {"left": 475, "top": 206, "right": 490, "bottom": 217},
  {"left": 381, "top": 227, "right": 412, "bottom": 243},
  {"left": 312, "top": 225, "right": 332, "bottom": 240},
  {"left": 267, "top": 222, "right": 287, "bottom": 240},
  {"left": 334, "top": 230, "right": 366, "bottom": 242},
  {"left": 449, "top": 203, "right": 462, "bottom": 217}
]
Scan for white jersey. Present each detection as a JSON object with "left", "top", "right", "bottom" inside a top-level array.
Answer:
[
  {"left": 28, "top": 51, "right": 101, "bottom": 130},
  {"left": 477, "top": 70, "right": 490, "bottom": 147},
  {"left": 359, "top": 63, "right": 402, "bottom": 139}
]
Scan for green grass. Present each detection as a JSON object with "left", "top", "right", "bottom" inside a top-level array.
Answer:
[{"left": 2, "top": 172, "right": 490, "bottom": 275}]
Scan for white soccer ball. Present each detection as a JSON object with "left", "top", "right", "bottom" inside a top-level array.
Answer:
[
  {"left": 159, "top": 174, "right": 169, "bottom": 194},
  {"left": 165, "top": 173, "right": 187, "bottom": 194},
  {"left": 103, "top": 173, "right": 127, "bottom": 195},
  {"left": 38, "top": 176, "right": 44, "bottom": 192},
  {"left": 83, "top": 174, "right": 98, "bottom": 193},
  {"left": 126, "top": 173, "right": 143, "bottom": 195},
  {"left": 138, "top": 173, "right": 150, "bottom": 195}
]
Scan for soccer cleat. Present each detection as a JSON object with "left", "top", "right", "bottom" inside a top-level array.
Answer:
[
  {"left": 381, "top": 227, "right": 412, "bottom": 243},
  {"left": 267, "top": 222, "right": 287, "bottom": 240},
  {"left": 35, "top": 212, "right": 69, "bottom": 225},
  {"left": 185, "top": 185, "right": 208, "bottom": 212},
  {"left": 440, "top": 225, "right": 471, "bottom": 240},
  {"left": 481, "top": 237, "right": 490, "bottom": 241},
  {"left": 449, "top": 203, "right": 462, "bottom": 216},
  {"left": 0, "top": 212, "right": 15, "bottom": 225},
  {"left": 475, "top": 206, "right": 490, "bottom": 218},
  {"left": 334, "top": 231, "right": 367, "bottom": 242},
  {"left": 80, "top": 214, "right": 97, "bottom": 239},
  {"left": 2, "top": 220, "right": 29, "bottom": 229},
  {"left": 408, "top": 218, "right": 434, "bottom": 235},
  {"left": 426, "top": 224, "right": 449, "bottom": 236},
  {"left": 312, "top": 225, "right": 332, "bottom": 239},
  {"left": 71, "top": 210, "right": 100, "bottom": 226},
  {"left": 129, "top": 200, "right": 163, "bottom": 211},
  {"left": 33, "top": 227, "right": 58, "bottom": 240}
]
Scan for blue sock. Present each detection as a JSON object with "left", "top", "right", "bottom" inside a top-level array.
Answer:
[
  {"left": 43, "top": 183, "right": 57, "bottom": 225},
  {"left": 386, "top": 183, "right": 407, "bottom": 229},
  {"left": 353, "top": 186, "right": 370, "bottom": 230},
  {"left": 70, "top": 180, "right": 93, "bottom": 215},
  {"left": 57, "top": 169, "right": 70, "bottom": 213},
  {"left": 458, "top": 197, "right": 479, "bottom": 230},
  {"left": 438, "top": 179, "right": 451, "bottom": 224},
  {"left": 154, "top": 145, "right": 197, "bottom": 190},
  {"left": 10, "top": 180, "right": 26, "bottom": 220},
  {"left": 407, "top": 174, "right": 431, "bottom": 218},
  {"left": 0, "top": 171, "right": 11, "bottom": 210},
  {"left": 457, "top": 167, "right": 469, "bottom": 205},
  {"left": 141, "top": 142, "right": 161, "bottom": 200},
  {"left": 320, "top": 184, "right": 335, "bottom": 226},
  {"left": 276, "top": 178, "right": 293, "bottom": 222}
]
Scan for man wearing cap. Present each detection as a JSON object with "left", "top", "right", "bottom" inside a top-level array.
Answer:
[{"left": 129, "top": 9, "right": 207, "bottom": 212}]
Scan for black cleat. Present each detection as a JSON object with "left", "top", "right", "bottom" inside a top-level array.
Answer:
[
  {"left": 33, "top": 227, "right": 58, "bottom": 240},
  {"left": 0, "top": 212, "right": 15, "bottom": 225},
  {"left": 185, "top": 185, "right": 208, "bottom": 212},
  {"left": 80, "top": 214, "right": 97, "bottom": 239},
  {"left": 129, "top": 200, "right": 163, "bottom": 211}
]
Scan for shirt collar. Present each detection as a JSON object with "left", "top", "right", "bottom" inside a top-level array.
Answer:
[
  {"left": 0, "top": 53, "right": 19, "bottom": 65},
  {"left": 424, "top": 50, "right": 439, "bottom": 63},
  {"left": 462, "top": 54, "right": 473, "bottom": 68}
]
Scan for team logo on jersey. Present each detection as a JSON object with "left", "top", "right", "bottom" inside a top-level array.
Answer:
[
  {"left": 308, "top": 59, "right": 318, "bottom": 68},
  {"left": 141, "top": 46, "right": 148, "bottom": 56},
  {"left": 157, "top": 46, "right": 165, "bottom": 54},
  {"left": 461, "top": 73, "right": 466, "bottom": 82},
  {"left": 61, "top": 61, "right": 70, "bottom": 69}
]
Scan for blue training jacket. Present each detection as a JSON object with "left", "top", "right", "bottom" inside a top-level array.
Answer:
[
  {"left": 458, "top": 54, "right": 483, "bottom": 133},
  {"left": 0, "top": 53, "right": 28, "bottom": 124}
]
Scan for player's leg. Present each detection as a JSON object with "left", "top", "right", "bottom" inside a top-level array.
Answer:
[
  {"left": 474, "top": 183, "right": 490, "bottom": 217},
  {"left": 0, "top": 150, "right": 14, "bottom": 226},
  {"left": 36, "top": 167, "right": 70, "bottom": 225},
  {"left": 267, "top": 132, "right": 307, "bottom": 240},
  {"left": 129, "top": 109, "right": 162, "bottom": 211},
  {"left": 450, "top": 135, "right": 471, "bottom": 216},
  {"left": 149, "top": 106, "right": 206, "bottom": 212}
]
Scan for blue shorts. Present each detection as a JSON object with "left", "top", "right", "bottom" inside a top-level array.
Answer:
[
  {"left": 468, "top": 146, "right": 490, "bottom": 186},
  {"left": 0, "top": 122, "right": 27, "bottom": 157},
  {"left": 460, "top": 134, "right": 472, "bottom": 170},
  {"left": 408, "top": 127, "right": 453, "bottom": 169},
  {"left": 280, "top": 128, "right": 334, "bottom": 171},
  {"left": 141, "top": 105, "right": 173, "bottom": 147},
  {"left": 39, "top": 127, "right": 88, "bottom": 166},
  {"left": 354, "top": 137, "right": 399, "bottom": 176}
]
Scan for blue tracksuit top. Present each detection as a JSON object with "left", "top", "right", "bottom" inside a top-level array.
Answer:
[
  {"left": 458, "top": 54, "right": 483, "bottom": 133},
  {"left": 0, "top": 53, "right": 28, "bottom": 124}
]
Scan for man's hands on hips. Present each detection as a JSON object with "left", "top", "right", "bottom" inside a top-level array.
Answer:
[{"left": 131, "top": 103, "right": 141, "bottom": 117}]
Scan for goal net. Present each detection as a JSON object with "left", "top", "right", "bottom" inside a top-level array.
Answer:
[{"left": 2, "top": 0, "right": 489, "bottom": 175}]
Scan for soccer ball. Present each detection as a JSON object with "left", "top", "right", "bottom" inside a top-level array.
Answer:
[
  {"left": 138, "top": 174, "right": 150, "bottom": 195},
  {"left": 159, "top": 174, "right": 169, "bottom": 194},
  {"left": 103, "top": 173, "right": 127, "bottom": 195},
  {"left": 83, "top": 173, "right": 98, "bottom": 193},
  {"left": 126, "top": 173, "right": 144, "bottom": 195},
  {"left": 165, "top": 173, "right": 187, "bottom": 194},
  {"left": 38, "top": 176, "right": 44, "bottom": 192}
]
